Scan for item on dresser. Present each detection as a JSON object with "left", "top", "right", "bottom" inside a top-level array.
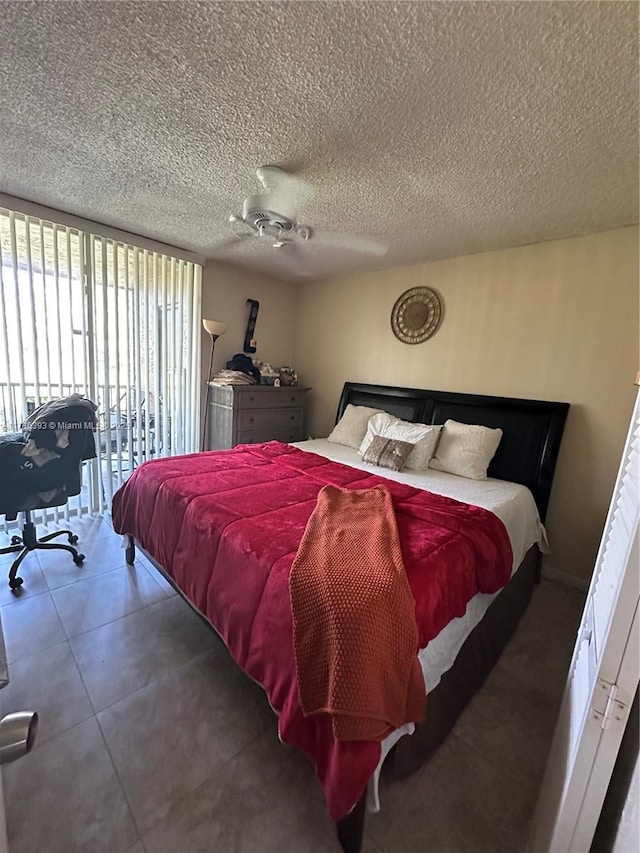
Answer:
[
  {"left": 205, "top": 383, "right": 309, "bottom": 450},
  {"left": 279, "top": 366, "right": 298, "bottom": 386},
  {"left": 225, "top": 353, "right": 261, "bottom": 383},
  {"left": 211, "top": 369, "right": 256, "bottom": 386},
  {"left": 255, "top": 360, "right": 280, "bottom": 385}
]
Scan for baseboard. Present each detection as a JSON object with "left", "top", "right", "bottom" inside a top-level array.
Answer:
[{"left": 541, "top": 563, "right": 590, "bottom": 592}]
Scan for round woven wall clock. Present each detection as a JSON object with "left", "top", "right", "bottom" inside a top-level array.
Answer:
[{"left": 390, "top": 287, "right": 443, "bottom": 344}]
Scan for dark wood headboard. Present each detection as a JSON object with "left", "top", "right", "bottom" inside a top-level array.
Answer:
[{"left": 335, "top": 382, "right": 569, "bottom": 522}]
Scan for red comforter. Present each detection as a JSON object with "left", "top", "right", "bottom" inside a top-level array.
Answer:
[{"left": 112, "top": 442, "right": 512, "bottom": 820}]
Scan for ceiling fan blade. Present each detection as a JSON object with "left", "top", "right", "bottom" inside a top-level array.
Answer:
[
  {"left": 311, "top": 230, "right": 388, "bottom": 257},
  {"left": 279, "top": 241, "right": 312, "bottom": 278},
  {"left": 211, "top": 232, "right": 255, "bottom": 253},
  {"left": 255, "top": 167, "right": 315, "bottom": 216},
  {"left": 256, "top": 166, "right": 314, "bottom": 202}
]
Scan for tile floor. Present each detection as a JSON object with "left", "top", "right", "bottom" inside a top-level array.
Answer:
[{"left": 0, "top": 516, "right": 586, "bottom": 853}]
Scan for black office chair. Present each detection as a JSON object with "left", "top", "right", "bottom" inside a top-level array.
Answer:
[{"left": 0, "top": 397, "right": 98, "bottom": 591}]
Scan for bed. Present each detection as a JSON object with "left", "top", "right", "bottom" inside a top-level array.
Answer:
[{"left": 112, "top": 382, "right": 569, "bottom": 853}]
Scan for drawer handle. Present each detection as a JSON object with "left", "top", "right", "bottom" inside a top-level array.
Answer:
[
  {"left": 249, "top": 396, "right": 255, "bottom": 403},
  {"left": 249, "top": 417, "right": 254, "bottom": 423},
  {"left": 290, "top": 415, "right": 295, "bottom": 420},
  {"left": 290, "top": 396, "right": 296, "bottom": 402}
]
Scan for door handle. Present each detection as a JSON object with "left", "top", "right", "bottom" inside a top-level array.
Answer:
[{"left": 0, "top": 711, "right": 38, "bottom": 765}]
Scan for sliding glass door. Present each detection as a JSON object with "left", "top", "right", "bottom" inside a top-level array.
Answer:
[{"left": 0, "top": 207, "right": 202, "bottom": 524}]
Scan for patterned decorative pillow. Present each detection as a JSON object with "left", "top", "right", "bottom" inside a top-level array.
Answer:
[
  {"left": 429, "top": 419, "right": 503, "bottom": 480},
  {"left": 362, "top": 435, "right": 415, "bottom": 472},
  {"left": 326, "top": 404, "right": 386, "bottom": 449},
  {"left": 359, "top": 412, "right": 442, "bottom": 470}
]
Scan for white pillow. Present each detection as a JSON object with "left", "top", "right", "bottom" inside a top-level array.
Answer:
[
  {"left": 326, "top": 404, "right": 386, "bottom": 449},
  {"left": 429, "top": 419, "right": 503, "bottom": 480},
  {"left": 359, "top": 412, "right": 442, "bottom": 471}
]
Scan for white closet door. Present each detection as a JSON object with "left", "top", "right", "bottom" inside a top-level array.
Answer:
[{"left": 529, "top": 383, "right": 640, "bottom": 852}]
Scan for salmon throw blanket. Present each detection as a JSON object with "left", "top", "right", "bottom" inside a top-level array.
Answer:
[
  {"left": 111, "top": 441, "right": 513, "bottom": 820},
  {"left": 290, "top": 484, "right": 426, "bottom": 741}
]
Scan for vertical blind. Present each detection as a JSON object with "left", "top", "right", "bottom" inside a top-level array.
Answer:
[{"left": 0, "top": 207, "right": 202, "bottom": 526}]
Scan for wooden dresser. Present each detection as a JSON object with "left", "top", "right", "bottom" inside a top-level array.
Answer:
[{"left": 206, "top": 385, "right": 310, "bottom": 450}]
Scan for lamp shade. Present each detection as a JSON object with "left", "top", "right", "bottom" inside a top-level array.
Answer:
[{"left": 202, "top": 318, "right": 228, "bottom": 337}]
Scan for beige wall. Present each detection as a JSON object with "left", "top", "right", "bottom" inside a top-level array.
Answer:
[
  {"left": 200, "top": 259, "right": 297, "bottom": 386},
  {"left": 200, "top": 261, "right": 298, "bottom": 442},
  {"left": 293, "top": 227, "right": 639, "bottom": 586}
]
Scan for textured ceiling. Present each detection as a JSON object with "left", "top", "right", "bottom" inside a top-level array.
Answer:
[{"left": 0, "top": 1, "right": 637, "bottom": 283}]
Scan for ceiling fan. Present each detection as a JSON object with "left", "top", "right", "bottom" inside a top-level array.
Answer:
[{"left": 213, "top": 166, "right": 387, "bottom": 273}]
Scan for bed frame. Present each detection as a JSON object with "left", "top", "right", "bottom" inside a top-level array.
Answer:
[
  {"left": 333, "top": 383, "right": 569, "bottom": 850},
  {"left": 126, "top": 382, "right": 569, "bottom": 853}
]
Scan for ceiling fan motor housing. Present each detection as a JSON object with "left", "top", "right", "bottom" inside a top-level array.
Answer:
[{"left": 243, "top": 193, "right": 298, "bottom": 233}]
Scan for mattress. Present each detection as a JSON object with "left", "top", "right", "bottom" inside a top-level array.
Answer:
[{"left": 294, "top": 439, "right": 547, "bottom": 808}]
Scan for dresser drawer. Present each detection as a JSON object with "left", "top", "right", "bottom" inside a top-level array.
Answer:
[
  {"left": 236, "top": 427, "right": 303, "bottom": 445},
  {"left": 237, "top": 389, "right": 307, "bottom": 409},
  {"left": 206, "top": 386, "right": 309, "bottom": 451},
  {"left": 237, "top": 407, "right": 302, "bottom": 431}
]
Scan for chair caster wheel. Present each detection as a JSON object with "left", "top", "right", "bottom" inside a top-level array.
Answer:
[
  {"left": 10, "top": 536, "right": 21, "bottom": 545},
  {"left": 68, "top": 534, "right": 79, "bottom": 544},
  {"left": 73, "top": 554, "right": 85, "bottom": 565},
  {"left": 9, "top": 576, "right": 24, "bottom": 590}
]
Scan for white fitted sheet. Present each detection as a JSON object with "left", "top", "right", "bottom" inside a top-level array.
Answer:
[{"left": 292, "top": 439, "right": 547, "bottom": 810}]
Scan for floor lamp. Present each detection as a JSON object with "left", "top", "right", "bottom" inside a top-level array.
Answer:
[{"left": 201, "top": 318, "right": 228, "bottom": 451}]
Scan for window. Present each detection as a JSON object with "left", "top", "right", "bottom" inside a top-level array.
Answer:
[{"left": 0, "top": 207, "right": 202, "bottom": 524}]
